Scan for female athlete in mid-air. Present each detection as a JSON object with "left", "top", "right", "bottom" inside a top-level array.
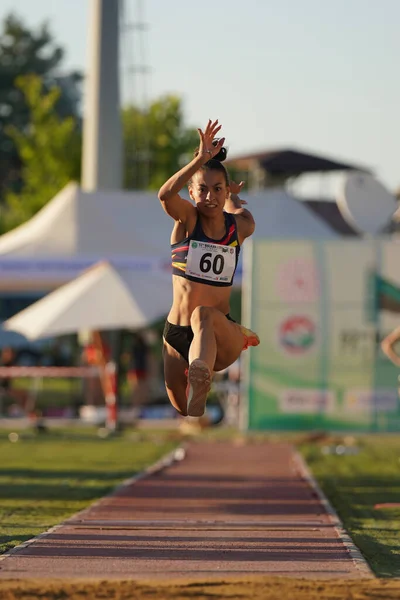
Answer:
[{"left": 159, "top": 119, "right": 260, "bottom": 417}]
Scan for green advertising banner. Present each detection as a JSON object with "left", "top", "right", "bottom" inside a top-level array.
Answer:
[{"left": 241, "top": 239, "right": 400, "bottom": 432}]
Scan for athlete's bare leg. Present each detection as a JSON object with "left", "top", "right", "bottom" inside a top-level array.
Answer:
[
  {"left": 188, "top": 306, "right": 218, "bottom": 369},
  {"left": 163, "top": 308, "right": 259, "bottom": 418},
  {"left": 163, "top": 341, "right": 188, "bottom": 416},
  {"left": 187, "top": 306, "right": 259, "bottom": 416},
  {"left": 189, "top": 306, "right": 257, "bottom": 371}
]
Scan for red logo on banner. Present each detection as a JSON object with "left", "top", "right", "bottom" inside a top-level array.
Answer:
[{"left": 279, "top": 316, "right": 316, "bottom": 354}]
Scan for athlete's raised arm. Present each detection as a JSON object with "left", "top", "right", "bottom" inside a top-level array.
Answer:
[
  {"left": 158, "top": 119, "right": 225, "bottom": 222},
  {"left": 224, "top": 180, "right": 255, "bottom": 241},
  {"left": 381, "top": 326, "right": 400, "bottom": 367}
]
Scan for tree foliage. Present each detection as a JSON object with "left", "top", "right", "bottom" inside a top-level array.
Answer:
[
  {"left": 0, "top": 14, "right": 206, "bottom": 230},
  {"left": 1, "top": 75, "right": 81, "bottom": 232},
  {"left": 123, "top": 95, "right": 199, "bottom": 190},
  {"left": 0, "top": 14, "right": 81, "bottom": 199}
]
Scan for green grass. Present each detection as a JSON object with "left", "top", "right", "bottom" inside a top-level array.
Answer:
[
  {"left": 0, "top": 427, "right": 179, "bottom": 554},
  {"left": 300, "top": 434, "right": 400, "bottom": 578}
]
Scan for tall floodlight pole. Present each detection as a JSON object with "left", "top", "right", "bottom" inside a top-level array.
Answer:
[
  {"left": 81, "top": 0, "right": 123, "bottom": 432},
  {"left": 81, "top": 0, "right": 122, "bottom": 191}
]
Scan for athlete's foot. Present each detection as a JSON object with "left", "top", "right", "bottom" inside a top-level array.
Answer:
[
  {"left": 240, "top": 325, "right": 260, "bottom": 350},
  {"left": 186, "top": 359, "right": 212, "bottom": 417}
]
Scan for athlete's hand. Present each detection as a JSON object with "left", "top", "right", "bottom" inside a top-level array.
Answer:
[
  {"left": 197, "top": 119, "right": 225, "bottom": 160},
  {"left": 229, "top": 181, "right": 247, "bottom": 207},
  {"left": 229, "top": 180, "right": 246, "bottom": 198}
]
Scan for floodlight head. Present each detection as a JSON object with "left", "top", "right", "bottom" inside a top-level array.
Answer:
[{"left": 337, "top": 173, "right": 397, "bottom": 235}]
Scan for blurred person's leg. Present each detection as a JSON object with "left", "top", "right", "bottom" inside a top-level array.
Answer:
[{"left": 129, "top": 370, "right": 150, "bottom": 418}]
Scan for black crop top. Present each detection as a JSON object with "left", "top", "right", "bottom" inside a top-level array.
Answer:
[{"left": 171, "top": 212, "right": 240, "bottom": 287}]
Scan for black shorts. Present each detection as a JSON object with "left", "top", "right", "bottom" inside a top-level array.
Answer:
[{"left": 163, "top": 314, "right": 235, "bottom": 363}]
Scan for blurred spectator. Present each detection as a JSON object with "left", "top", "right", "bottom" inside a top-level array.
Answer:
[
  {"left": 381, "top": 325, "right": 400, "bottom": 367},
  {"left": 82, "top": 336, "right": 111, "bottom": 366},
  {"left": 81, "top": 333, "right": 111, "bottom": 405},
  {"left": 212, "top": 357, "right": 241, "bottom": 426},
  {"left": 126, "top": 332, "right": 150, "bottom": 417},
  {"left": 46, "top": 340, "right": 72, "bottom": 367},
  {"left": 0, "top": 346, "right": 30, "bottom": 415}
]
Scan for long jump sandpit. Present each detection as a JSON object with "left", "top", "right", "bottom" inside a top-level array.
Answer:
[{"left": 0, "top": 440, "right": 372, "bottom": 581}]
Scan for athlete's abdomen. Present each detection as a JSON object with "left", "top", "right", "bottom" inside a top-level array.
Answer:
[{"left": 168, "top": 275, "right": 231, "bottom": 325}]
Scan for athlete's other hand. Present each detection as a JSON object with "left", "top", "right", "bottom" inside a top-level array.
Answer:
[
  {"left": 229, "top": 180, "right": 247, "bottom": 205},
  {"left": 197, "top": 119, "right": 225, "bottom": 160}
]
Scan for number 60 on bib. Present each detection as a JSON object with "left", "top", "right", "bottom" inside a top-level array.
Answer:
[{"left": 185, "top": 240, "right": 236, "bottom": 283}]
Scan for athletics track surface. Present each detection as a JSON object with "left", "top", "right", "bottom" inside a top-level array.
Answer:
[{"left": 0, "top": 440, "right": 372, "bottom": 580}]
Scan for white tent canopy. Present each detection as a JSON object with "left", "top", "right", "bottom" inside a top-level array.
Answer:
[
  {"left": 4, "top": 261, "right": 172, "bottom": 341},
  {"left": 0, "top": 182, "right": 337, "bottom": 259},
  {"left": 241, "top": 189, "right": 338, "bottom": 239},
  {"left": 0, "top": 182, "right": 170, "bottom": 258}
]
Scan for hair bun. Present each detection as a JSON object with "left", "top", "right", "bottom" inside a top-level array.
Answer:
[
  {"left": 211, "top": 140, "right": 227, "bottom": 162},
  {"left": 192, "top": 140, "right": 228, "bottom": 162}
]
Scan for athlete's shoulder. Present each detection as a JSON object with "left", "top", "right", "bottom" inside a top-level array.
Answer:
[
  {"left": 232, "top": 210, "right": 255, "bottom": 241},
  {"left": 159, "top": 192, "right": 196, "bottom": 224}
]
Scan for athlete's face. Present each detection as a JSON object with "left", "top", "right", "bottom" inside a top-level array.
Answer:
[{"left": 189, "top": 170, "right": 229, "bottom": 214}]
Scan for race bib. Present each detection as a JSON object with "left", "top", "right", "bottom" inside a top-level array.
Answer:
[{"left": 186, "top": 240, "right": 236, "bottom": 283}]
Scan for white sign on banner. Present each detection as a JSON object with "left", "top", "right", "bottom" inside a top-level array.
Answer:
[{"left": 279, "top": 389, "right": 336, "bottom": 414}]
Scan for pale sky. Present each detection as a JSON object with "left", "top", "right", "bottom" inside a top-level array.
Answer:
[{"left": 1, "top": 0, "right": 399, "bottom": 193}]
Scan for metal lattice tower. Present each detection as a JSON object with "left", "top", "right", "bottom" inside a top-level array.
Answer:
[{"left": 120, "top": 0, "right": 151, "bottom": 189}]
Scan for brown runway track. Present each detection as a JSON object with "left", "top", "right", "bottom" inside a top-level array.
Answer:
[{"left": 0, "top": 441, "right": 372, "bottom": 580}]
